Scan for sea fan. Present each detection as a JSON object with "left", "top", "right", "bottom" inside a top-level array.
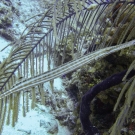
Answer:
[{"left": 0, "top": 0, "right": 135, "bottom": 134}]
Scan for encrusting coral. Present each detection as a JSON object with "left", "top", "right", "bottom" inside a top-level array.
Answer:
[{"left": 0, "top": 1, "right": 16, "bottom": 41}]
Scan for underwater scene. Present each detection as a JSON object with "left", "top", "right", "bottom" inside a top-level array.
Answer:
[{"left": 0, "top": 0, "right": 135, "bottom": 135}]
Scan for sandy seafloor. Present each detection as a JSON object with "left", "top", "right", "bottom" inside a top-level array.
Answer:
[{"left": 0, "top": 0, "right": 72, "bottom": 135}]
